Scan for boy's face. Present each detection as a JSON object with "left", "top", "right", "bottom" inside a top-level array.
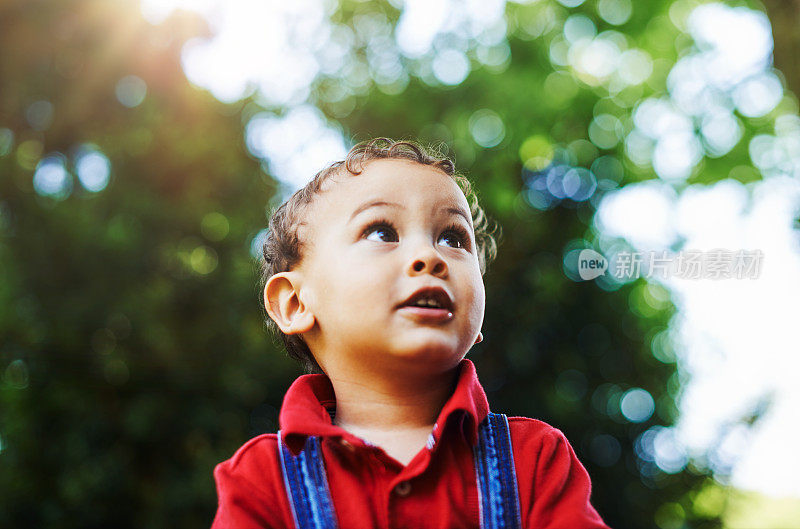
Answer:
[{"left": 296, "top": 158, "right": 485, "bottom": 373}]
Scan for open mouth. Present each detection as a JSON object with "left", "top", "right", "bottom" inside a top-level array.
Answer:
[
  {"left": 396, "top": 286, "right": 454, "bottom": 322},
  {"left": 398, "top": 286, "right": 453, "bottom": 311}
]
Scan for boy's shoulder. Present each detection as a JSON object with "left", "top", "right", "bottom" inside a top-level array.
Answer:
[
  {"left": 504, "top": 415, "right": 575, "bottom": 453},
  {"left": 505, "top": 414, "right": 564, "bottom": 435},
  {"left": 504, "top": 415, "right": 611, "bottom": 529},
  {"left": 215, "top": 433, "right": 281, "bottom": 482},
  {"left": 212, "top": 434, "right": 298, "bottom": 528}
]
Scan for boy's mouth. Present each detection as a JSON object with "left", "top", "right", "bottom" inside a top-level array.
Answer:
[{"left": 396, "top": 286, "right": 454, "bottom": 312}]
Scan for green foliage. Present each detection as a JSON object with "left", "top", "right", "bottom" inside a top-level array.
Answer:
[{"left": 1, "top": 2, "right": 299, "bottom": 526}]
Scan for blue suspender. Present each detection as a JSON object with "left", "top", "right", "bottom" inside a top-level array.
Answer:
[
  {"left": 472, "top": 413, "right": 523, "bottom": 529},
  {"left": 278, "top": 412, "right": 522, "bottom": 529},
  {"left": 278, "top": 433, "right": 339, "bottom": 529}
]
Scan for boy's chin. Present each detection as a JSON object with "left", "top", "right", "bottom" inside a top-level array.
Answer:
[{"left": 386, "top": 338, "right": 466, "bottom": 365}]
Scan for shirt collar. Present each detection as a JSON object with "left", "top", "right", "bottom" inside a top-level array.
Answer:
[{"left": 278, "top": 358, "right": 490, "bottom": 456}]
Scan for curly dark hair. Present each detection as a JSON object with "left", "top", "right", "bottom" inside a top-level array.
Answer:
[{"left": 259, "top": 137, "right": 501, "bottom": 374}]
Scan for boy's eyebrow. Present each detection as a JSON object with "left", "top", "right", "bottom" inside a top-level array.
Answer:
[
  {"left": 443, "top": 206, "right": 472, "bottom": 225},
  {"left": 349, "top": 200, "right": 403, "bottom": 223},
  {"left": 349, "top": 200, "right": 471, "bottom": 225}
]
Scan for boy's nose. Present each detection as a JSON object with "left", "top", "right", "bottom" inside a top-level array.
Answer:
[{"left": 408, "top": 247, "right": 448, "bottom": 278}]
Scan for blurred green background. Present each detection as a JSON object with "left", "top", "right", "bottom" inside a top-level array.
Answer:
[{"left": 2, "top": 0, "right": 800, "bottom": 527}]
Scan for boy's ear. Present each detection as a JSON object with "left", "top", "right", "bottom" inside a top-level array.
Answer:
[{"left": 264, "top": 271, "right": 315, "bottom": 335}]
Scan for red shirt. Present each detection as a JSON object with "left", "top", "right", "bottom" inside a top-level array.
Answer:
[{"left": 211, "top": 359, "right": 610, "bottom": 529}]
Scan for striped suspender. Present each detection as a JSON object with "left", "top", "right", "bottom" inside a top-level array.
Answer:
[
  {"left": 278, "top": 412, "right": 522, "bottom": 529},
  {"left": 472, "top": 413, "right": 523, "bottom": 529},
  {"left": 278, "top": 432, "right": 339, "bottom": 529}
]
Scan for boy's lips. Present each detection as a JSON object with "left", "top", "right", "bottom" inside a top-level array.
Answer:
[
  {"left": 396, "top": 305, "right": 453, "bottom": 323},
  {"left": 395, "top": 286, "right": 454, "bottom": 323},
  {"left": 396, "top": 286, "right": 454, "bottom": 312}
]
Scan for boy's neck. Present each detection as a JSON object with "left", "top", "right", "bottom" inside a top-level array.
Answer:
[{"left": 326, "top": 360, "right": 462, "bottom": 434}]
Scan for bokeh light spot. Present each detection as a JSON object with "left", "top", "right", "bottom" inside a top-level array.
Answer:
[
  {"left": 567, "top": 139, "right": 598, "bottom": 166},
  {"left": 548, "top": 36, "right": 570, "bottom": 67},
  {"left": 653, "top": 132, "right": 703, "bottom": 181},
  {"left": 654, "top": 502, "right": 685, "bottom": 529},
  {"left": 563, "top": 14, "right": 596, "bottom": 44},
  {"left": 634, "top": 425, "right": 688, "bottom": 476},
  {"left": 516, "top": 3, "right": 557, "bottom": 39},
  {"left": 693, "top": 485, "right": 727, "bottom": 517},
  {"left": 653, "top": 427, "right": 689, "bottom": 473},
  {"left": 546, "top": 164, "right": 568, "bottom": 199},
  {"left": 597, "top": 0, "right": 632, "bottom": 26},
  {"left": 33, "top": 154, "right": 72, "bottom": 200},
  {"left": 116, "top": 75, "right": 148, "bottom": 108},
  {"left": 590, "top": 155, "right": 624, "bottom": 184},
  {"left": 569, "top": 35, "right": 621, "bottom": 85},
  {"left": 562, "top": 167, "right": 597, "bottom": 201},
  {"left": 620, "top": 387, "right": 655, "bottom": 422},
  {"left": 432, "top": 48, "right": 471, "bottom": 85},
  {"left": 476, "top": 42, "right": 511, "bottom": 69},
  {"left": 733, "top": 72, "right": 783, "bottom": 118},
  {"left": 643, "top": 283, "right": 670, "bottom": 310},
  {"left": 75, "top": 146, "right": 111, "bottom": 192},
  {"left": 589, "top": 114, "right": 623, "bottom": 149},
  {"left": 701, "top": 110, "right": 743, "bottom": 157},
  {"left": 201, "top": 212, "right": 230, "bottom": 241},
  {"left": 519, "top": 135, "right": 554, "bottom": 171},
  {"left": 469, "top": 109, "right": 505, "bottom": 148},
  {"left": 651, "top": 330, "right": 677, "bottom": 363},
  {"left": 190, "top": 245, "right": 219, "bottom": 275}
]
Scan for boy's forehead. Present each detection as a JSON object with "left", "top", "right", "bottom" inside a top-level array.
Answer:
[{"left": 320, "top": 159, "right": 468, "bottom": 210}]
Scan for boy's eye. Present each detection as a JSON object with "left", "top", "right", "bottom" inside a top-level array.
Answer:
[
  {"left": 438, "top": 226, "right": 469, "bottom": 249},
  {"left": 364, "top": 223, "right": 398, "bottom": 243}
]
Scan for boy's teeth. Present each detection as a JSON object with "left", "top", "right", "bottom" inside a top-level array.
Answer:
[{"left": 413, "top": 298, "right": 440, "bottom": 307}]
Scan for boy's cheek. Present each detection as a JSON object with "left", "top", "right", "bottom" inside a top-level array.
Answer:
[
  {"left": 470, "top": 276, "right": 487, "bottom": 305},
  {"left": 471, "top": 283, "right": 487, "bottom": 322}
]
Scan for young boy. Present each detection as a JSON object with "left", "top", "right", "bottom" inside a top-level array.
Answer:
[{"left": 211, "top": 138, "right": 610, "bottom": 528}]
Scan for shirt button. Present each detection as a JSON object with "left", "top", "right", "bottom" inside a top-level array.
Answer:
[
  {"left": 394, "top": 481, "right": 411, "bottom": 496},
  {"left": 339, "top": 439, "right": 355, "bottom": 452}
]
